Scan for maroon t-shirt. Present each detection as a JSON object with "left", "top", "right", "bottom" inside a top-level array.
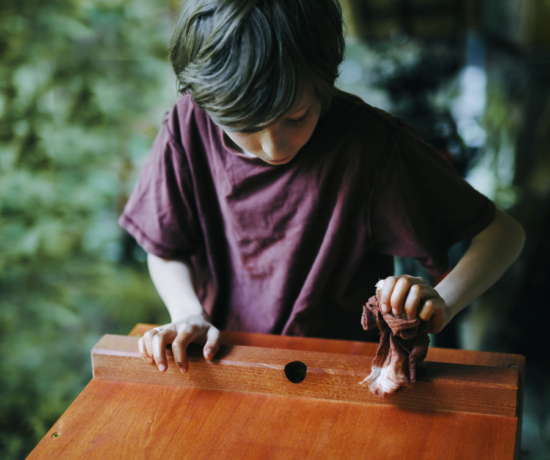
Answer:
[{"left": 119, "top": 90, "right": 495, "bottom": 341}]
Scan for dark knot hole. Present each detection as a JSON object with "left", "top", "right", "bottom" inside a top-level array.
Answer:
[{"left": 284, "top": 361, "right": 307, "bottom": 384}]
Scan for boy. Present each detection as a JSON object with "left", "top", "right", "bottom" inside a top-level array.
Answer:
[{"left": 119, "top": 0, "right": 525, "bottom": 374}]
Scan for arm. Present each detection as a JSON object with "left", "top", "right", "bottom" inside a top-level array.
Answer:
[
  {"left": 138, "top": 253, "right": 222, "bottom": 373},
  {"left": 379, "top": 208, "right": 526, "bottom": 334}
]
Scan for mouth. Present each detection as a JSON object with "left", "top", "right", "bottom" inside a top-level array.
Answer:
[{"left": 266, "top": 154, "right": 294, "bottom": 164}]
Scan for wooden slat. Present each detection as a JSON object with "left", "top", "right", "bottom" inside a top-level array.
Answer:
[
  {"left": 129, "top": 324, "right": 378, "bottom": 355},
  {"left": 92, "top": 334, "right": 519, "bottom": 417},
  {"left": 27, "top": 379, "right": 519, "bottom": 460},
  {"left": 129, "top": 323, "right": 527, "bottom": 369}
]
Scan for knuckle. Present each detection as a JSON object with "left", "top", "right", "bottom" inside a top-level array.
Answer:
[
  {"left": 182, "top": 323, "right": 199, "bottom": 335},
  {"left": 171, "top": 341, "right": 181, "bottom": 354},
  {"left": 396, "top": 277, "right": 410, "bottom": 287},
  {"left": 154, "top": 330, "right": 165, "bottom": 341},
  {"left": 180, "top": 327, "right": 193, "bottom": 337}
]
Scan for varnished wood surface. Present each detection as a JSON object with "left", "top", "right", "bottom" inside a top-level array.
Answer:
[
  {"left": 28, "top": 379, "right": 518, "bottom": 460},
  {"left": 129, "top": 323, "right": 527, "bottom": 369},
  {"left": 27, "top": 324, "right": 526, "bottom": 460},
  {"left": 92, "top": 334, "right": 519, "bottom": 417}
]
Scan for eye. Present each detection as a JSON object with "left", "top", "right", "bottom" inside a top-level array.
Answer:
[{"left": 287, "top": 112, "right": 308, "bottom": 126}]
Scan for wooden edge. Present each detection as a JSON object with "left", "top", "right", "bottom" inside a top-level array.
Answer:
[
  {"left": 128, "top": 324, "right": 526, "bottom": 370},
  {"left": 128, "top": 324, "right": 380, "bottom": 356},
  {"left": 95, "top": 334, "right": 519, "bottom": 417},
  {"left": 515, "top": 355, "right": 526, "bottom": 460},
  {"left": 128, "top": 323, "right": 150, "bottom": 337}
]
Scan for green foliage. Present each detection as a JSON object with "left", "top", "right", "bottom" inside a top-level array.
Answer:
[{"left": 0, "top": 0, "right": 176, "bottom": 458}]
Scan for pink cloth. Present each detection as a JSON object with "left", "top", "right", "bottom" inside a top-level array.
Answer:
[
  {"left": 119, "top": 90, "right": 495, "bottom": 341},
  {"left": 361, "top": 294, "right": 430, "bottom": 396}
]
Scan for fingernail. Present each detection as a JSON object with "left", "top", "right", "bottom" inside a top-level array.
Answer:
[
  {"left": 158, "top": 363, "right": 166, "bottom": 372},
  {"left": 381, "top": 303, "right": 389, "bottom": 313},
  {"left": 205, "top": 349, "right": 213, "bottom": 360},
  {"left": 392, "top": 309, "right": 399, "bottom": 316},
  {"left": 176, "top": 361, "right": 188, "bottom": 373},
  {"left": 147, "top": 357, "right": 153, "bottom": 364}
]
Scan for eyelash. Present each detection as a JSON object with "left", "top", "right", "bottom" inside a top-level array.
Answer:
[{"left": 287, "top": 113, "right": 308, "bottom": 126}]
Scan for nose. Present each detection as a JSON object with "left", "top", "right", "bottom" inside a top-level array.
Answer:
[{"left": 260, "top": 127, "right": 288, "bottom": 160}]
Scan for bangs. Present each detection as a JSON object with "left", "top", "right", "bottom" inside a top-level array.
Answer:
[{"left": 170, "top": 0, "right": 344, "bottom": 132}]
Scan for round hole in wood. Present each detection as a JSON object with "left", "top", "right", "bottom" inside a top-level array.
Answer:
[{"left": 284, "top": 361, "right": 307, "bottom": 384}]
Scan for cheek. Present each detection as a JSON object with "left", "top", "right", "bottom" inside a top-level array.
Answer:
[
  {"left": 225, "top": 132, "right": 253, "bottom": 152},
  {"left": 233, "top": 134, "right": 249, "bottom": 148}
]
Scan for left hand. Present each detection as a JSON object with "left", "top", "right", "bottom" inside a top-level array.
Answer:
[{"left": 379, "top": 275, "right": 450, "bottom": 334}]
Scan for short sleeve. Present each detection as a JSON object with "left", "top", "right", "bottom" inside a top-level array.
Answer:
[
  {"left": 118, "top": 118, "right": 203, "bottom": 260},
  {"left": 368, "top": 128, "right": 496, "bottom": 276}
]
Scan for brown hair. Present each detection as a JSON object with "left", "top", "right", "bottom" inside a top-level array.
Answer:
[{"left": 169, "top": 0, "right": 345, "bottom": 133}]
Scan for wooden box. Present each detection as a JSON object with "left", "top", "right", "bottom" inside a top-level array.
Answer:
[{"left": 27, "top": 324, "right": 525, "bottom": 459}]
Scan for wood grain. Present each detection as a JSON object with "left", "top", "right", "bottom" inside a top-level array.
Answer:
[
  {"left": 92, "top": 334, "right": 520, "bottom": 417},
  {"left": 27, "top": 326, "right": 525, "bottom": 460},
  {"left": 129, "top": 323, "right": 526, "bottom": 460},
  {"left": 27, "top": 379, "right": 519, "bottom": 460},
  {"left": 129, "top": 323, "right": 527, "bottom": 369}
]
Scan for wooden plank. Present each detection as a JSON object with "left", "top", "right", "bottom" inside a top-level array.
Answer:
[
  {"left": 129, "top": 322, "right": 526, "bottom": 459},
  {"left": 92, "top": 334, "right": 519, "bottom": 417},
  {"left": 129, "top": 323, "right": 526, "bottom": 368},
  {"left": 129, "top": 324, "right": 379, "bottom": 355},
  {"left": 27, "top": 379, "right": 518, "bottom": 460}
]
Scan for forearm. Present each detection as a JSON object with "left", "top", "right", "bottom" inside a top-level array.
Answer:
[
  {"left": 142, "top": 253, "right": 221, "bottom": 371},
  {"left": 435, "top": 208, "right": 525, "bottom": 323},
  {"left": 147, "top": 253, "right": 205, "bottom": 322}
]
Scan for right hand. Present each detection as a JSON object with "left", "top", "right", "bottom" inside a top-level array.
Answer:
[{"left": 138, "top": 313, "right": 222, "bottom": 374}]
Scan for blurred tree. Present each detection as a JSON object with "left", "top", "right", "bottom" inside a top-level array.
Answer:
[{"left": 0, "top": 0, "right": 176, "bottom": 458}]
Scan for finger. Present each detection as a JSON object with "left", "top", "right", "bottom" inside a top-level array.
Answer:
[
  {"left": 426, "top": 301, "right": 446, "bottom": 334},
  {"left": 153, "top": 328, "right": 176, "bottom": 372},
  {"left": 172, "top": 330, "right": 194, "bottom": 374},
  {"left": 173, "top": 326, "right": 204, "bottom": 373},
  {"left": 390, "top": 277, "right": 414, "bottom": 316},
  {"left": 404, "top": 283, "right": 424, "bottom": 320},
  {"left": 380, "top": 277, "right": 397, "bottom": 314},
  {"left": 203, "top": 327, "right": 222, "bottom": 361},
  {"left": 418, "top": 299, "right": 436, "bottom": 322},
  {"left": 390, "top": 277, "right": 428, "bottom": 316},
  {"left": 143, "top": 329, "right": 157, "bottom": 364},
  {"left": 138, "top": 337, "right": 154, "bottom": 364}
]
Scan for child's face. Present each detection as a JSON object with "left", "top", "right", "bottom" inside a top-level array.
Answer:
[{"left": 224, "top": 84, "right": 322, "bottom": 166}]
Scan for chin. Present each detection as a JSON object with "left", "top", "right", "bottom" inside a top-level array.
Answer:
[{"left": 263, "top": 153, "right": 298, "bottom": 165}]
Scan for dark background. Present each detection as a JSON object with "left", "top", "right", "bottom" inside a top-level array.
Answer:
[{"left": 1, "top": 0, "right": 549, "bottom": 458}]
